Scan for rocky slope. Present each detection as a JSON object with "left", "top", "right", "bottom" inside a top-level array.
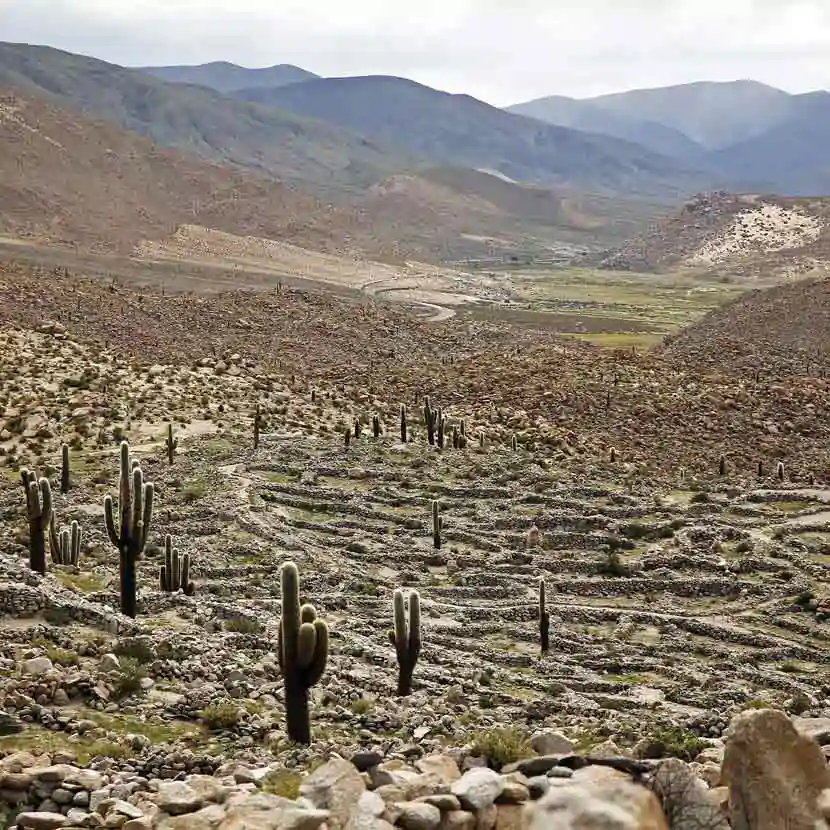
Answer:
[{"left": 0, "top": 259, "right": 828, "bottom": 827}]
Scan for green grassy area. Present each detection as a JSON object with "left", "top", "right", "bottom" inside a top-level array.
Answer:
[{"left": 506, "top": 266, "right": 746, "bottom": 348}]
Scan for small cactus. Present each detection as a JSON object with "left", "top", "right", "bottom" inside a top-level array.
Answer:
[
  {"left": 777, "top": 461, "right": 785, "bottom": 482},
  {"left": 345, "top": 428, "right": 351, "bottom": 448},
  {"left": 104, "top": 442, "right": 154, "bottom": 618},
  {"left": 159, "top": 535, "right": 195, "bottom": 595},
  {"left": 539, "top": 578, "right": 550, "bottom": 654},
  {"left": 479, "top": 432, "right": 486, "bottom": 449},
  {"left": 527, "top": 524, "right": 540, "bottom": 547},
  {"left": 718, "top": 455, "right": 726, "bottom": 477},
  {"left": 511, "top": 435, "right": 519, "bottom": 451},
  {"left": 60, "top": 443, "right": 71, "bottom": 494},
  {"left": 166, "top": 423, "right": 179, "bottom": 465},
  {"left": 432, "top": 500, "right": 442, "bottom": 549},
  {"left": 757, "top": 460, "right": 764, "bottom": 478},
  {"left": 372, "top": 415, "right": 381, "bottom": 439},
  {"left": 389, "top": 588, "right": 421, "bottom": 696},
  {"left": 49, "top": 517, "right": 81, "bottom": 566},
  {"left": 354, "top": 418, "right": 361, "bottom": 439},
  {"left": 437, "top": 412, "right": 445, "bottom": 449},
  {"left": 400, "top": 405, "right": 407, "bottom": 443},
  {"left": 21, "top": 470, "right": 52, "bottom": 575},
  {"left": 609, "top": 447, "right": 617, "bottom": 463},
  {"left": 452, "top": 426, "right": 459, "bottom": 449},
  {"left": 278, "top": 562, "right": 329, "bottom": 744}
]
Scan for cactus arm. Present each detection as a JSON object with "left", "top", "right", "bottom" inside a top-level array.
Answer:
[
  {"left": 304, "top": 619, "right": 329, "bottom": 686},
  {"left": 70, "top": 521, "right": 80, "bottom": 566},
  {"left": 48, "top": 511, "right": 60, "bottom": 564},
  {"left": 408, "top": 591, "right": 422, "bottom": 665},
  {"left": 104, "top": 496, "right": 120, "bottom": 547}
]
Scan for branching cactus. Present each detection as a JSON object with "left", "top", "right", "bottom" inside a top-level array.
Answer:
[
  {"left": 21, "top": 470, "right": 52, "bottom": 575},
  {"left": 278, "top": 561, "right": 329, "bottom": 745},
  {"left": 539, "top": 578, "right": 550, "bottom": 654},
  {"left": 60, "top": 444, "right": 71, "bottom": 494},
  {"left": 104, "top": 441, "right": 154, "bottom": 618},
  {"left": 400, "top": 405, "right": 407, "bottom": 443},
  {"left": 49, "top": 516, "right": 81, "bottom": 566},
  {"left": 389, "top": 588, "right": 421, "bottom": 696},
  {"left": 160, "top": 535, "right": 195, "bottom": 595},
  {"left": 166, "top": 423, "right": 178, "bottom": 465},
  {"left": 432, "top": 500, "right": 442, "bottom": 549}
]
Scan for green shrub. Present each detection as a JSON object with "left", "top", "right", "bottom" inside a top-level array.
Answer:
[
  {"left": 111, "top": 657, "right": 147, "bottom": 699},
  {"left": 201, "top": 701, "right": 242, "bottom": 730},
  {"left": 638, "top": 727, "right": 708, "bottom": 761},
  {"left": 470, "top": 727, "right": 532, "bottom": 769},
  {"left": 224, "top": 617, "right": 263, "bottom": 634}
]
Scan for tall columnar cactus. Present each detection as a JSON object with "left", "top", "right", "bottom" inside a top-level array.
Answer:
[
  {"left": 437, "top": 413, "right": 446, "bottom": 449},
  {"left": 389, "top": 588, "right": 421, "bottom": 696},
  {"left": 21, "top": 470, "right": 52, "bottom": 575},
  {"left": 104, "top": 441, "right": 154, "bottom": 618},
  {"left": 400, "top": 405, "right": 407, "bottom": 443},
  {"left": 60, "top": 443, "right": 71, "bottom": 494},
  {"left": 354, "top": 418, "right": 361, "bottom": 439},
  {"left": 424, "top": 397, "right": 437, "bottom": 446},
  {"left": 278, "top": 561, "right": 329, "bottom": 745},
  {"left": 372, "top": 415, "right": 381, "bottom": 439},
  {"left": 344, "top": 428, "right": 351, "bottom": 448},
  {"left": 166, "top": 423, "right": 178, "bottom": 465},
  {"left": 432, "top": 500, "right": 442, "bottom": 549},
  {"left": 160, "top": 535, "right": 195, "bottom": 595},
  {"left": 49, "top": 517, "right": 81, "bottom": 566},
  {"left": 757, "top": 460, "right": 764, "bottom": 478},
  {"left": 718, "top": 455, "right": 726, "bottom": 477},
  {"left": 539, "top": 578, "right": 550, "bottom": 654}
]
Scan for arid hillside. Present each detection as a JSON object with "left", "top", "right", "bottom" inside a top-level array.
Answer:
[
  {"left": 659, "top": 274, "right": 830, "bottom": 375},
  {"left": 598, "top": 191, "right": 830, "bottom": 280}
]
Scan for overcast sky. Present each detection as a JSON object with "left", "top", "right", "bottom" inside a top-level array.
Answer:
[{"left": 3, "top": 0, "right": 830, "bottom": 105}]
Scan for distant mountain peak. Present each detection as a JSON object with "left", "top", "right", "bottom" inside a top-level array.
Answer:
[{"left": 137, "top": 61, "right": 320, "bottom": 93}]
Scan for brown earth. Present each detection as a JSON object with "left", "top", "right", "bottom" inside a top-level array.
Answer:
[
  {"left": 1, "top": 258, "right": 827, "bottom": 484},
  {"left": 659, "top": 275, "right": 830, "bottom": 375}
]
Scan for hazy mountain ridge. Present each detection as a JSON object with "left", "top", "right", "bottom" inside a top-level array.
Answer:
[
  {"left": 138, "top": 61, "right": 320, "bottom": 92},
  {"left": 508, "top": 80, "right": 830, "bottom": 195}
]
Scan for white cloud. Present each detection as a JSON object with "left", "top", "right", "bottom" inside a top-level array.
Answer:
[{"left": 3, "top": 0, "right": 830, "bottom": 104}]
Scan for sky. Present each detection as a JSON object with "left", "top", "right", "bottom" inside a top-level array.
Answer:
[{"left": 3, "top": 0, "right": 830, "bottom": 105}]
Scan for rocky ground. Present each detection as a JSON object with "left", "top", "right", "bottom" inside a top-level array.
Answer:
[{"left": 0, "top": 260, "right": 829, "bottom": 827}]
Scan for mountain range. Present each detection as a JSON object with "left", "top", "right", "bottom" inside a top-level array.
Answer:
[{"left": 1, "top": 39, "right": 830, "bottom": 268}]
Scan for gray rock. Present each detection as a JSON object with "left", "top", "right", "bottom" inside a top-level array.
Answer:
[
  {"left": 546, "top": 767, "right": 574, "bottom": 779},
  {"left": 100, "top": 654, "right": 121, "bottom": 672},
  {"left": 450, "top": 768, "right": 503, "bottom": 811},
  {"left": 647, "top": 759, "right": 729, "bottom": 830},
  {"left": 16, "top": 813, "right": 70, "bottom": 830},
  {"left": 395, "top": 802, "right": 441, "bottom": 830},
  {"left": 351, "top": 752, "right": 384, "bottom": 772},
  {"left": 23, "top": 657, "right": 55, "bottom": 677},
  {"left": 526, "top": 777, "right": 550, "bottom": 799},
  {"left": 531, "top": 731, "right": 574, "bottom": 756},
  {"left": 793, "top": 717, "right": 830, "bottom": 747},
  {"left": 156, "top": 782, "right": 204, "bottom": 816}
]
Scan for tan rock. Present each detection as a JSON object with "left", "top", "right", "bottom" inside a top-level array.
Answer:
[
  {"left": 415, "top": 755, "right": 461, "bottom": 784},
  {"left": 494, "top": 805, "right": 522, "bottom": 830},
  {"left": 300, "top": 757, "right": 366, "bottom": 830},
  {"left": 526, "top": 771, "right": 669, "bottom": 830},
  {"left": 721, "top": 708, "right": 830, "bottom": 830},
  {"left": 474, "top": 804, "right": 497, "bottom": 830},
  {"left": 647, "top": 759, "right": 729, "bottom": 830},
  {"left": 438, "top": 812, "right": 474, "bottom": 830}
]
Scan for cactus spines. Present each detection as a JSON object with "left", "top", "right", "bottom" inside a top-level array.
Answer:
[
  {"left": 432, "top": 500, "right": 442, "bottom": 549},
  {"left": 400, "top": 405, "right": 407, "bottom": 443},
  {"left": 253, "top": 404, "right": 263, "bottom": 450},
  {"left": 60, "top": 443, "right": 71, "bottom": 493},
  {"left": 539, "top": 578, "right": 550, "bottom": 654},
  {"left": 389, "top": 588, "right": 421, "bottom": 696},
  {"left": 777, "top": 461, "right": 785, "bottom": 482},
  {"left": 277, "top": 561, "right": 329, "bottom": 744},
  {"left": 49, "top": 517, "right": 81, "bottom": 566},
  {"left": 372, "top": 415, "right": 381, "bottom": 439},
  {"left": 104, "top": 441, "right": 154, "bottom": 618},
  {"left": 21, "top": 470, "right": 52, "bottom": 575},
  {"left": 166, "top": 423, "right": 179, "bottom": 465},
  {"left": 160, "top": 535, "right": 195, "bottom": 595}
]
